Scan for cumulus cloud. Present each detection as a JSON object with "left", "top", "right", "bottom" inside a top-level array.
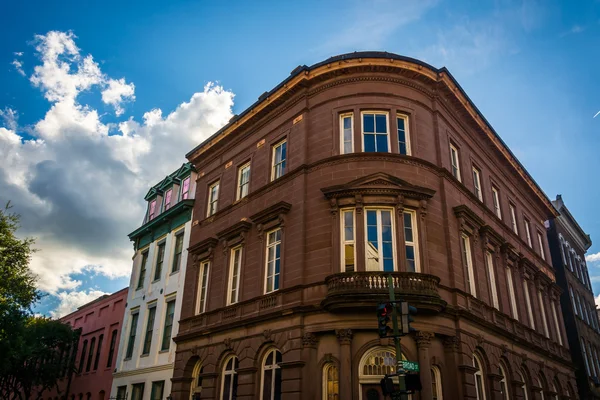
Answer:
[
  {"left": 12, "top": 59, "right": 25, "bottom": 76},
  {"left": 50, "top": 289, "right": 110, "bottom": 318},
  {"left": 587, "top": 252, "right": 600, "bottom": 263},
  {"left": 0, "top": 30, "right": 234, "bottom": 298}
]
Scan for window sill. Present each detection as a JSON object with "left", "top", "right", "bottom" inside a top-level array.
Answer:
[
  {"left": 158, "top": 349, "right": 170, "bottom": 354},
  {"left": 152, "top": 278, "right": 161, "bottom": 284},
  {"left": 135, "top": 287, "right": 143, "bottom": 291},
  {"left": 140, "top": 353, "right": 149, "bottom": 358},
  {"left": 170, "top": 270, "right": 179, "bottom": 276},
  {"left": 124, "top": 357, "right": 132, "bottom": 361}
]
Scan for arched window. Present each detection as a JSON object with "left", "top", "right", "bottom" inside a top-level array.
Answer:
[
  {"left": 551, "top": 379, "right": 560, "bottom": 400},
  {"left": 261, "top": 349, "right": 282, "bottom": 400},
  {"left": 473, "top": 354, "right": 486, "bottom": 400},
  {"left": 221, "top": 355, "right": 238, "bottom": 400},
  {"left": 518, "top": 370, "right": 529, "bottom": 400},
  {"left": 190, "top": 361, "right": 203, "bottom": 400},
  {"left": 431, "top": 365, "right": 443, "bottom": 400},
  {"left": 498, "top": 363, "right": 509, "bottom": 400},
  {"left": 536, "top": 376, "right": 545, "bottom": 400},
  {"left": 323, "top": 363, "right": 339, "bottom": 400}
]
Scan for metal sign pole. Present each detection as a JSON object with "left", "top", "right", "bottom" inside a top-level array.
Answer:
[{"left": 387, "top": 275, "right": 406, "bottom": 398}]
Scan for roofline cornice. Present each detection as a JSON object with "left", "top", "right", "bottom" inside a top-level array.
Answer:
[{"left": 185, "top": 52, "right": 556, "bottom": 217}]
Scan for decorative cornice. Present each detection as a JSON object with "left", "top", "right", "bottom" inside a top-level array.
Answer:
[
  {"left": 453, "top": 205, "right": 485, "bottom": 231},
  {"left": 249, "top": 201, "right": 292, "bottom": 226},
  {"left": 216, "top": 220, "right": 252, "bottom": 242},
  {"left": 188, "top": 237, "right": 219, "bottom": 262},
  {"left": 113, "top": 362, "right": 173, "bottom": 378},
  {"left": 321, "top": 172, "right": 435, "bottom": 201}
]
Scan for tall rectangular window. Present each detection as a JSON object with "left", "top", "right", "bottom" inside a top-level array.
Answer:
[
  {"left": 403, "top": 211, "right": 419, "bottom": 272},
  {"left": 491, "top": 186, "right": 502, "bottom": 219},
  {"left": 552, "top": 301, "right": 563, "bottom": 345},
  {"left": 523, "top": 281, "right": 535, "bottom": 329},
  {"left": 142, "top": 305, "right": 156, "bottom": 355},
  {"left": 148, "top": 200, "right": 157, "bottom": 221},
  {"left": 197, "top": 261, "right": 210, "bottom": 314},
  {"left": 485, "top": 252, "right": 499, "bottom": 309},
  {"left": 86, "top": 337, "right": 95, "bottom": 372},
  {"left": 341, "top": 210, "right": 355, "bottom": 272},
  {"left": 472, "top": 167, "right": 483, "bottom": 201},
  {"left": 582, "top": 338, "right": 591, "bottom": 375},
  {"left": 365, "top": 209, "right": 395, "bottom": 272},
  {"left": 341, "top": 114, "right": 353, "bottom": 154},
  {"left": 131, "top": 383, "right": 145, "bottom": 400},
  {"left": 537, "top": 290, "right": 549, "bottom": 338},
  {"left": 461, "top": 234, "right": 476, "bottom": 296},
  {"left": 450, "top": 144, "right": 461, "bottom": 181},
  {"left": 116, "top": 386, "right": 127, "bottom": 400},
  {"left": 107, "top": 329, "right": 118, "bottom": 368},
  {"left": 271, "top": 140, "right": 287, "bottom": 180},
  {"left": 161, "top": 299, "right": 176, "bottom": 351},
  {"left": 570, "top": 286, "right": 578, "bottom": 316},
  {"left": 509, "top": 204, "right": 518, "bottom": 234},
  {"left": 164, "top": 189, "right": 173, "bottom": 211},
  {"left": 125, "top": 312, "right": 139, "bottom": 359},
  {"left": 171, "top": 231, "right": 184, "bottom": 273},
  {"left": 207, "top": 181, "right": 219, "bottom": 217},
  {"left": 265, "top": 229, "right": 282, "bottom": 293},
  {"left": 93, "top": 334, "right": 103, "bottom": 370},
  {"left": 362, "top": 112, "right": 389, "bottom": 152},
  {"left": 228, "top": 247, "right": 242, "bottom": 305},
  {"left": 154, "top": 242, "right": 165, "bottom": 281},
  {"left": 79, "top": 340, "right": 88, "bottom": 373},
  {"left": 237, "top": 163, "right": 251, "bottom": 200},
  {"left": 181, "top": 176, "right": 191, "bottom": 200},
  {"left": 397, "top": 115, "right": 410, "bottom": 155},
  {"left": 524, "top": 218, "right": 532, "bottom": 247},
  {"left": 506, "top": 267, "right": 518, "bottom": 320},
  {"left": 137, "top": 251, "right": 148, "bottom": 289},
  {"left": 537, "top": 232, "right": 546, "bottom": 261},
  {"left": 150, "top": 381, "right": 165, "bottom": 400}
]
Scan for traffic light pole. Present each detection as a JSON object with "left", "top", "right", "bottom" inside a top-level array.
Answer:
[{"left": 388, "top": 275, "right": 407, "bottom": 398}]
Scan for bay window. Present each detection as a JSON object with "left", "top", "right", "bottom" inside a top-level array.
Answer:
[
  {"left": 397, "top": 115, "right": 410, "bottom": 155},
  {"left": 340, "top": 114, "right": 353, "bottom": 154},
  {"left": 362, "top": 112, "right": 389, "bottom": 152},
  {"left": 365, "top": 209, "right": 395, "bottom": 271},
  {"left": 341, "top": 209, "right": 356, "bottom": 272}
]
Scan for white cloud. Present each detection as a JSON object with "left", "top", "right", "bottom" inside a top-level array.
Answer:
[
  {"left": 101, "top": 78, "right": 135, "bottom": 116},
  {"left": 0, "top": 30, "right": 235, "bottom": 298},
  {"left": 50, "top": 289, "right": 110, "bottom": 318},
  {"left": 12, "top": 59, "right": 25, "bottom": 76},
  {"left": 587, "top": 252, "right": 600, "bottom": 263},
  {"left": 595, "top": 294, "right": 600, "bottom": 309}
]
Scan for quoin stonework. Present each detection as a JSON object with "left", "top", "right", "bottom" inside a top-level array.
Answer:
[{"left": 133, "top": 52, "right": 580, "bottom": 399}]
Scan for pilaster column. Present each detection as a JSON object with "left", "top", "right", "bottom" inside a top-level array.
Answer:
[
  {"left": 336, "top": 329, "right": 353, "bottom": 400},
  {"left": 170, "top": 376, "right": 194, "bottom": 400},
  {"left": 236, "top": 367, "right": 258, "bottom": 400},
  {"left": 197, "top": 372, "right": 218, "bottom": 399},
  {"left": 416, "top": 331, "right": 434, "bottom": 400},
  {"left": 301, "top": 332, "right": 319, "bottom": 400},
  {"left": 442, "top": 336, "right": 461, "bottom": 398}
]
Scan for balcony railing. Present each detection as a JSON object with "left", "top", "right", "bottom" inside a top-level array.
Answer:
[{"left": 323, "top": 271, "right": 445, "bottom": 313}]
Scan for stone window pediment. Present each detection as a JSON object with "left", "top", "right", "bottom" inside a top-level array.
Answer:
[
  {"left": 321, "top": 172, "right": 435, "bottom": 201},
  {"left": 189, "top": 237, "right": 219, "bottom": 263},
  {"left": 217, "top": 220, "right": 252, "bottom": 248},
  {"left": 250, "top": 201, "right": 292, "bottom": 238}
]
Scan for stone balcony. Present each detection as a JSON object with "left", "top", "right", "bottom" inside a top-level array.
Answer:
[{"left": 322, "top": 271, "right": 446, "bottom": 313}]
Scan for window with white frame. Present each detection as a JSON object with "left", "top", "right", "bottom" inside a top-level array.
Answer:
[
  {"left": 142, "top": 305, "right": 156, "bottom": 355},
  {"left": 265, "top": 229, "right": 282, "bottom": 294},
  {"left": 125, "top": 312, "right": 139, "bottom": 359},
  {"left": 164, "top": 189, "right": 173, "bottom": 211},
  {"left": 576, "top": 292, "right": 583, "bottom": 317},
  {"left": 197, "top": 261, "right": 210, "bottom": 314},
  {"left": 538, "top": 289, "right": 549, "bottom": 338},
  {"left": 365, "top": 209, "right": 395, "bottom": 271},
  {"left": 472, "top": 167, "right": 483, "bottom": 201},
  {"left": 362, "top": 112, "right": 389, "bottom": 152},
  {"left": 340, "top": 113, "right": 353, "bottom": 154},
  {"left": 181, "top": 176, "right": 191, "bottom": 200},
  {"left": 148, "top": 199, "right": 157, "bottom": 221},
  {"left": 506, "top": 266, "right": 519, "bottom": 320},
  {"left": 588, "top": 341, "right": 597, "bottom": 377},
  {"left": 271, "top": 140, "right": 287, "bottom": 181},
  {"left": 509, "top": 204, "right": 518, "bottom": 234},
  {"left": 537, "top": 231, "right": 546, "bottom": 261},
  {"left": 323, "top": 363, "right": 339, "bottom": 400},
  {"left": 485, "top": 252, "right": 499, "bottom": 309},
  {"left": 154, "top": 242, "right": 165, "bottom": 281},
  {"left": 260, "top": 349, "right": 282, "bottom": 400},
  {"left": 207, "top": 181, "right": 219, "bottom": 217},
  {"left": 341, "top": 209, "right": 356, "bottom": 272},
  {"left": 227, "top": 247, "right": 242, "bottom": 305},
  {"left": 518, "top": 370, "right": 529, "bottom": 400},
  {"left": 171, "top": 230, "right": 184, "bottom": 273},
  {"left": 431, "top": 366, "right": 443, "bottom": 400},
  {"left": 160, "top": 299, "right": 175, "bottom": 351},
  {"left": 499, "top": 364, "right": 509, "bottom": 400},
  {"left": 552, "top": 301, "right": 563, "bottom": 345},
  {"left": 403, "top": 210, "right": 419, "bottom": 272},
  {"left": 473, "top": 354, "right": 486, "bottom": 400},
  {"left": 236, "top": 162, "right": 251, "bottom": 200},
  {"left": 550, "top": 381, "right": 559, "bottom": 400},
  {"left": 491, "top": 186, "right": 502, "bottom": 219},
  {"left": 137, "top": 250, "right": 149, "bottom": 289},
  {"left": 535, "top": 377, "right": 544, "bottom": 400},
  {"left": 221, "top": 356, "right": 238, "bottom": 400},
  {"left": 461, "top": 234, "right": 476, "bottom": 296},
  {"left": 524, "top": 218, "right": 533, "bottom": 247},
  {"left": 523, "top": 280, "right": 535, "bottom": 329},
  {"left": 397, "top": 115, "right": 410, "bottom": 155},
  {"left": 450, "top": 144, "right": 461, "bottom": 181}
]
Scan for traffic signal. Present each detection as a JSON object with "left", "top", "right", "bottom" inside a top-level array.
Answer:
[
  {"left": 400, "top": 302, "right": 417, "bottom": 334},
  {"left": 380, "top": 376, "right": 395, "bottom": 395},
  {"left": 377, "top": 302, "right": 393, "bottom": 337},
  {"left": 405, "top": 373, "right": 422, "bottom": 392}
]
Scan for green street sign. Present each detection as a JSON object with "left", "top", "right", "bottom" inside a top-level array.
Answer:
[{"left": 402, "top": 360, "right": 419, "bottom": 372}]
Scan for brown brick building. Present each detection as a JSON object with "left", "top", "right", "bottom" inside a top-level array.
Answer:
[
  {"left": 170, "top": 52, "right": 578, "bottom": 400},
  {"left": 547, "top": 195, "right": 600, "bottom": 399}
]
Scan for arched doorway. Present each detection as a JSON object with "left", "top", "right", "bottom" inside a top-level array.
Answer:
[{"left": 358, "top": 346, "right": 409, "bottom": 400}]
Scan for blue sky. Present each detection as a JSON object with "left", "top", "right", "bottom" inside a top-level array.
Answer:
[{"left": 1, "top": 0, "right": 600, "bottom": 316}]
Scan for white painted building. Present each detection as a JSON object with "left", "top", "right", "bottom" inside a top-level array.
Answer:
[{"left": 111, "top": 163, "right": 196, "bottom": 400}]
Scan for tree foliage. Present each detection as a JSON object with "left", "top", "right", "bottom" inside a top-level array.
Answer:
[{"left": 0, "top": 203, "right": 79, "bottom": 399}]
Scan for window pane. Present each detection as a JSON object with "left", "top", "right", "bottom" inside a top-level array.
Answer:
[
  {"left": 263, "top": 369, "right": 273, "bottom": 400},
  {"left": 375, "top": 114, "right": 387, "bottom": 133},
  {"left": 344, "top": 212, "right": 354, "bottom": 240},
  {"left": 375, "top": 134, "right": 388, "bottom": 152},
  {"left": 223, "top": 375, "right": 231, "bottom": 400},
  {"left": 363, "top": 114, "right": 374, "bottom": 133},
  {"left": 364, "top": 134, "right": 376, "bottom": 152},
  {"left": 406, "top": 247, "right": 416, "bottom": 272},
  {"left": 404, "top": 213, "right": 413, "bottom": 242},
  {"left": 399, "top": 142, "right": 407, "bottom": 155}
]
